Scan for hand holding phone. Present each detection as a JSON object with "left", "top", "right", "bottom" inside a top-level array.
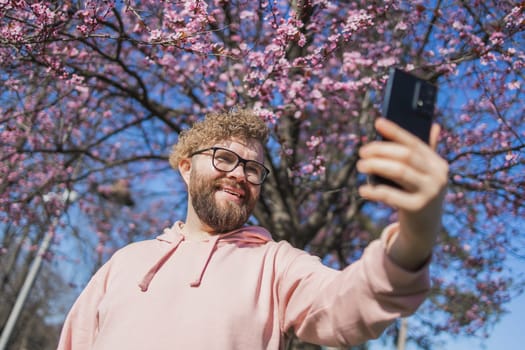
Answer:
[
  {"left": 370, "top": 68, "right": 438, "bottom": 188},
  {"left": 357, "top": 68, "right": 448, "bottom": 271}
]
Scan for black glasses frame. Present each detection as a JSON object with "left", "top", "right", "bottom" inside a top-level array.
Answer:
[{"left": 190, "top": 147, "right": 270, "bottom": 185}]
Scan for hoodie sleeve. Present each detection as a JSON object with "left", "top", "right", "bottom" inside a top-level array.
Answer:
[
  {"left": 277, "top": 224, "right": 431, "bottom": 347},
  {"left": 57, "top": 261, "right": 111, "bottom": 350}
]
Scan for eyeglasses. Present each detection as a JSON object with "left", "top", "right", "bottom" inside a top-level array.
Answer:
[{"left": 190, "top": 147, "right": 270, "bottom": 185}]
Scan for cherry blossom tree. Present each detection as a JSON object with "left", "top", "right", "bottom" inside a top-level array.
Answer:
[{"left": 1, "top": 0, "right": 524, "bottom": 348}]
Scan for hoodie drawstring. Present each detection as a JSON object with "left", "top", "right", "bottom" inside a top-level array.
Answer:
[
  {"left": 190, "top": 235, "right": 221, "bottom": 287},
  {"left": 138, "top": 235, "right": 185, "bottom": 292}
]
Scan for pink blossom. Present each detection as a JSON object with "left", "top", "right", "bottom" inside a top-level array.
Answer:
[
  {"left": 306, "top": 135, "right": 323, "bottom": 150},
  {"left": 489, "top": 32, "right": 505, "bottom": 46},
  {"left": 507, "top": 80, "right": 520, "bottom": 90}
]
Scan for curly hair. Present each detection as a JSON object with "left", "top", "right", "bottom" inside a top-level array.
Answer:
[{"left": 169, "top": 109, "right": 270, "bottom": 170}]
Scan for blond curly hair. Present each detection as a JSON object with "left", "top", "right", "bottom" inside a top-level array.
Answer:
[{"left": 169, "top": 109, "right": 270, "bottom": 170}]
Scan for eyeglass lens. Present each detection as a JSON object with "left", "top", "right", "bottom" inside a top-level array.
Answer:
[{"left": 212, "top": 148, "right": 266, "bottom": 184}]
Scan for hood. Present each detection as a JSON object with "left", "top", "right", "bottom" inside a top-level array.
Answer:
[{"left": 138, "top": 221, "right": 273, "bottom": 292}]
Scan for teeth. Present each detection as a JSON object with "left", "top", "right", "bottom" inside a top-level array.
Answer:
[{"left": 224, "top": 189, "right": 240, "bottom": 197}]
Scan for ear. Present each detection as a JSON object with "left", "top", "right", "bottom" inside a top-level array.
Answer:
[{"left": 179, "top": 158, "right": 192, "bottom": 186}]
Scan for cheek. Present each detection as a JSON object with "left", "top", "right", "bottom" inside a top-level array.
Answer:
[
  {"left": 250, "top": 186, "right": 261, "bottom": 201},
  {"left": 193, "top": 160, "right": 221, "bottom": 179}
]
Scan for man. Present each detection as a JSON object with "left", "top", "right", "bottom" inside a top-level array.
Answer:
[{"left": 57, "top": 108, "right": 448, "bottom": 349}]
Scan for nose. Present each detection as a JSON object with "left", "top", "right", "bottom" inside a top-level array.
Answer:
[{"left": 227, "top": 163, "right": 247, "bottom": 182}]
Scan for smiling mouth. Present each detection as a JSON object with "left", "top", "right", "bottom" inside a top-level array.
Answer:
[
  {"left": 222, "top": 188, "right": 243, "bottom": 198},
  {"left": 215, "top": 181, "right": 246, "bottom": 201}
]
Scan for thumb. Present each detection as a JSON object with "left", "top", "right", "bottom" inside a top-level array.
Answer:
[{"left": 429, "top": 123, "right": 442, "bottom": 151}]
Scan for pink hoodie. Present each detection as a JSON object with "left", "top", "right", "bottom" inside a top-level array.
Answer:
[{"left": 57, "top": 222, "right": 430, "bottom": 349}]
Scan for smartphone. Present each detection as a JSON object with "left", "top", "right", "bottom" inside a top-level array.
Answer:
[{"left": 370, "top": 68, "right": 438, "bottom": 188}]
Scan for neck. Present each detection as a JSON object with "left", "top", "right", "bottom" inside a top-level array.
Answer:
[{"left": 180, "top": 213, "right": 218, "bottom": 240}]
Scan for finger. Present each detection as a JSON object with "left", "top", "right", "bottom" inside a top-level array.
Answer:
[
  {"left": 359, "top": 141, "right": 430, "bottom": 176},
  {"left": 374, "top": 118, "right": 444, "bottom": 163},
  {"left": 357, "top": 158, "right": 425, "bottom": 192},
  {"left": 374, "top": 118, "right": 423, "bottom": 148},
  {"left": 358, "top": 184, "right": 428, "bottom": 212},
  {"left": 429, "top": 123, "right": 441, "bottom": 151}
]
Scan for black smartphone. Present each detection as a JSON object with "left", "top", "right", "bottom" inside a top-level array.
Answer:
[{"left": 370, "top": 68, "right": 438, "bottom": 188}]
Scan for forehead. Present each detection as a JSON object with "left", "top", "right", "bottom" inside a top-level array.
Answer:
[{"left": 212, "top": 138, "right": 264, "bottom": 162}]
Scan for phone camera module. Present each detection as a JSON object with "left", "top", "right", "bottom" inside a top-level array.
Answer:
[{"left": 413, "top": 82, "right": 436, "bottom": 117}]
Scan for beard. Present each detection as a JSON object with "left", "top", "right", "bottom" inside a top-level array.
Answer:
[{"left": 189, "top": 172, "right": 257, "bottom": 233}]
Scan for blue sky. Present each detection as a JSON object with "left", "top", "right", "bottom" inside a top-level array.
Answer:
[
  {"left": 444, "top": 261, "right": 525, "bottom": 350},
  {"left": 366, "top": 294, "right": 525, "bottom": 350},
  {"left": 367, "top": 258, "right": 525, "bottom": 350},
  {"left": 446, "top": 291, "right": 524, "bottom": 349}
]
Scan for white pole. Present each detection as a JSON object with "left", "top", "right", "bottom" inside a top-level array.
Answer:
[
  {"left": 0, "top": 224, "right": 55, "bottom": 350},
  {"left": 0, "top": 190, "right": 77, "bottom": 350},
  {"left": 397, "top": 317, "right": 408, "bottom": 350}
]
